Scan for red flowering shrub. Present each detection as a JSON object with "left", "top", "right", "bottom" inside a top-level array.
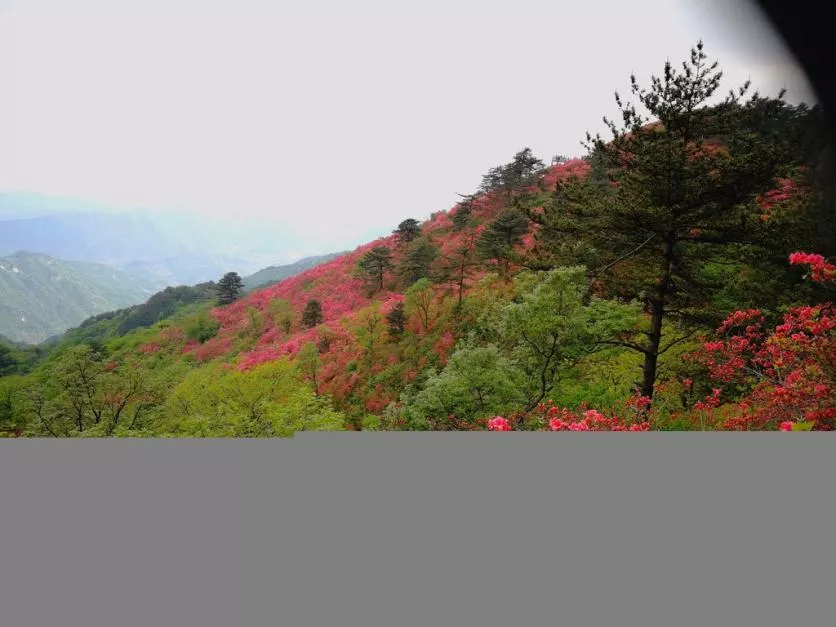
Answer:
[
  {"left": 691, "top": 252, "right": 834, "bottom": 430},
  {"left": 789, "top": 252, "right": 836, "bottom": 283}
]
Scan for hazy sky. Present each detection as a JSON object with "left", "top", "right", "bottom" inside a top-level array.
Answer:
[{"left": 0, "top": 0, "right": 816, "bottom": 254}]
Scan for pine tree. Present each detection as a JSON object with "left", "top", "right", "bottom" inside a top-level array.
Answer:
[
  {"left": 536, "top": 41, "right": 798, "bottom": 399},
  {"left": 301, "top": 299, "right": 324, "bottom": 328},
  {"left": 394, "top": 218, "right": 421, "bottom": 244},
  {"left": 216, "top": 272, "right": 244, "bottom": 305},
  {"left": 358, "top": 246, "right": 393, "bottom": 292},
  {"left": 480, "top": 148, "right": 545, "bottom": 195},
  {"left": 439, "top": 232, "right": 480, "bottom": 310},
  {"left": 452, "top": 195, "right": 475, "bottom": 231},
  {"left": 477, "top": 208, "right": 530, "bottom": 275},
  {"left": 397, "top": 238, "right": 439, "bottom": 285},
  {"left": 386, "top": 302, "right": 406, "bottom": 340}
]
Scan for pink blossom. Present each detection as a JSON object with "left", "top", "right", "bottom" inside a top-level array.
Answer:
[{"left": 487, "top": 416, "right": 512, "bottom": 431}]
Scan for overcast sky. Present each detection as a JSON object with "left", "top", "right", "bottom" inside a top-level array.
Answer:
[{"left": 0, "top": 0, "right": 816, "bottom": 254}]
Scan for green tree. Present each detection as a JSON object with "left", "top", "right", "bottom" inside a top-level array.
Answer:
[
  {"left": 500, "top": 267, "right": 641, "bottom": 410},
  {"left": 480, "top": 147, "right": 545, "bottom": 195},
  {"left": 536, "top": 41, "right": 799, "bottom": 398},
  {"left": 407, "top": 344, "right": 526, "bottom": 429},
  {"left": 397, "top": 237, "right": 439, "bottom": 285},
  {"left": 301, "top": 299, "right": 324, "bottom": 328},
  {"left": 164, "top": 360, "right": 343, "bottom": 437},
  {"left": 184, "top": 312, "right": 220, "bottom": 344},
  {"left": 296, "top": 342, "right": 322, "bottom": 396},
  {"left": 37, "top": 345, "right": 151, "bottom": 436},
  {"left": 477, "top": 208, "right": 530, "bottom": 275},
  {"left": 394, "top": 218, "right": 421, "bottom": 244},
  {"left": 358, "top": 246, "right": 393, "bottom": 292},
  {"left": 216, "top": 272, "right": 244, "bottom": 305}
]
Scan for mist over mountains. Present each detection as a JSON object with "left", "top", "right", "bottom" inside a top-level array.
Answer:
[
  {"left": 0, "top": 192, "right": 306, "bottom": 284},
  {"left": 0, "top": 192, "right": 345, "bottom": 343}
]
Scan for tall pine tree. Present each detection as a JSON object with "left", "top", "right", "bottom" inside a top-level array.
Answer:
[
  {"left": 216, "top": 272, "right": 244, "bottom": 305},
  {"left": 394, "top": 218, "right": 421, "bottom": 244},
  {"left": 477, "top": 208, "right": 530, "bottom": 276},
  {"left": 302, "top": 299, "right": 324, "bottom": 328},
  {"left": 358, "top": 246, "right": 393, "bottom": 292},
  {"left": 534, "top": 41, "right": 800, "bottom": 398}
]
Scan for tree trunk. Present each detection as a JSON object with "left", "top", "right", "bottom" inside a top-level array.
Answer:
[
  {"left": 641, "top": 234, "right": 675, "bottom": 399},
  {"left": 641, "top": 298, "right": 664, "bottom": 398}
]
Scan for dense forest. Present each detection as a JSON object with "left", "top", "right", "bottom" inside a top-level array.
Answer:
[{"left": 1, "top": 43, "right": 833, "bottom": 436}]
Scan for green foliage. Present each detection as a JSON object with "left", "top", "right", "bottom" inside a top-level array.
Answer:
[
  {"left": 0, "top": 376, "right": 25, "bottom": 432},
  {"left": 162, "top": 360, "right": 344, "bottom": 437},
  {"left": 40, "top": 283, "right": 217, "bottom": 353},
  {"left": 13, "top": 343, "right": 167, "bottom": 437},
  {"left": 116, "top": 283, "right": 216, "bottom": 334},
  {"left": 0, "top": 341, "right": 21, "bottom": 376},
  {"left": 296, "top": 341, "right": 322, "bottom": 395},
  {"left": 500, "top": 267, "right": 642, "bottom": 409},
  {"left": 216, "top": 271, "right": 244, "bottom": 305},
  {"left": 405, "top": 343, "right": 526, "bottom": 428},
  {"left": 184, "top": 312, "right": 220, "bottom": 344}
]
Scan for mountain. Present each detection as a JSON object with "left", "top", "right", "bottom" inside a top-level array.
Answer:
[
  {"left": 242, "top": 252, "right": 345, "bottom": 291},
  {"left": 46, "top": 282, "right": 219, "bottom": 349},
  {"left": 0, "top": 193, "right": 304, "bottom": 285},
  {"left": 39, "top": 252, "right": 343, "bottom": 349},
  {"left": 0, "top": 252, "right": 166, "bottom": 344},
  {"left": 1, "top": 74, "right": 831, "bottom": 436}
]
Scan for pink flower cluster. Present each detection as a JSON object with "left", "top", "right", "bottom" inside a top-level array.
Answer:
[
  {"left": 487, "top": 417, "right": 512, "bottom": 431},
  {"left": 547, "top": 408, "right": 650, "bottom": 431}
]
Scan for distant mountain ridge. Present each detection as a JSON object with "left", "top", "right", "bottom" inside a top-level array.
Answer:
[
  {"left": 242, "top": 252, "right": 346, "bottom": 290},
  {"left": 0, "top": 192, "right": 306, "bottom": 285},
  {"left": 34, "top": 251, "right": 344, "bottom": 348}
]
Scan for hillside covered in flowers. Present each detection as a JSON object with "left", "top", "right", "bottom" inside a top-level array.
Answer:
[{"left": 1, "top": 42, "right": 833, "bottom": 436}]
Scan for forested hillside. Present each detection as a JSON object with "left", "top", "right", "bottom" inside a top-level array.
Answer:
[
  {"left": 0, "top": 251, "right": 165, "bottom": 344},
  {"left": 242, "top": 252, "right": 345, "bottom": 291},
  {"left": 1, "top": 44, "right": 833, "bottom": 437}
]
